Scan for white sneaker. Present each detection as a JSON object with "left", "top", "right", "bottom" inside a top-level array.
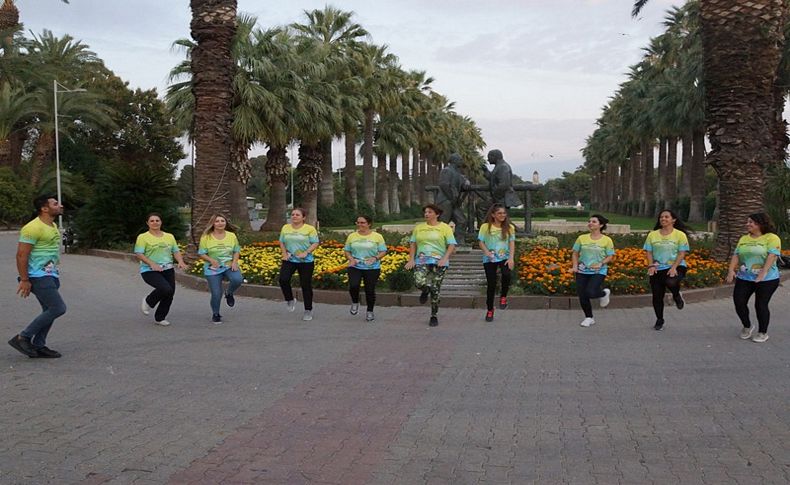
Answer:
[
  {"left": 599, "top": 289, "right": 611, "bottom": 308},
  {"left": 580, "top": 317, "right": 595, "bottom": 327},
  {"left": 155, "top": 319, "right": 170, "bottom": 326},
  {"left": 141, "top": 297, "right": 152, "bottom": 315},
  {"left": 350, "top": 303, "right": 359, "bottom": 315},
  {"left": 365, "top": 311, "right": 375, "bottom": 322},
  {"left": 302, "top": 310, "right": 313, "bottom": 321},
  {"left": 739, "top": 327, "right": 754, "bottom": 340},
  {"left": 286, "top": 300, "right": 296, "bottom": 312},
  {"left": 752, "top": 332, "right": 769, "bottom": 343}
]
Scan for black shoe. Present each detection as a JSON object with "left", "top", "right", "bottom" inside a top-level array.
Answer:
[
  {"left": 654, "top": 319, "right": 665, "bottom": 331},
  {"left": 225, "top": 292, "right": 235, "bottom": 308},
  {"left": 33, "top": 346, "right": 61, "bottom": 358},
  {"left": 212, "top": 314, "right": 222, "bottom": 324},
  {"left": 8, "top": 335, "right": 37, "bottom": 357},
  {"left": 419, "top": 289, "right": 429, "bottom": 305},
  {"left": 429, "top": 315, "right": 438, "bottom": 327},
  {"left": 674, "top": 292, "right": 684, "bottom": 310}
]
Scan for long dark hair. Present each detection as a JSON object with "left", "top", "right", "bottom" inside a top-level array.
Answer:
[
  {"left": 653, "top": 209, "right": 692, "bottom": 234},
  {"left": 484, "top": 204, "right": 512, "bottom": 240},
  {"left": 590, "top": 213, "right": 609, "bottom": 232},
  {"left": 748, "top": 212, "right": 776, "bottom": 235}
]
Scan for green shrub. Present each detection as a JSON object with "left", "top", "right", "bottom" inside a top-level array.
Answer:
[
  {"left": 0, "top": 168, "right": 33, "bottom": 226},
  {"left": 515, "top": 235, "right": 559, "bottom": 254},
  {"left": 386, "top": 267, "right": 414, "bottom": 292},
  {"left": 73, "top": 162, "right": 185, "bottom": 248}
]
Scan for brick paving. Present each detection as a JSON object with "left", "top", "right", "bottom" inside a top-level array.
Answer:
[{"left": 2, "top": 232, "right": 790, "bottom": 484}]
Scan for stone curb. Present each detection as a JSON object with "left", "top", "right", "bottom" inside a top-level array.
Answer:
[{"left": 80, "top": 248, "right": 788, "bottom": 310}]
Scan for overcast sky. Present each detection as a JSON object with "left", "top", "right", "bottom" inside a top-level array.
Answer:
[{"left": 18, "top": 0, "right": 677, "bottom": 179}]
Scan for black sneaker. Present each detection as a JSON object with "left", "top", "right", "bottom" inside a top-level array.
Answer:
[
  {"left": 33, "top": 346, "right": 61, "bottom": 358},
  {"left": 674, "top": 292, "right": 684, "bottom": 310},
  {"left": 212, "top": 314, "right": 222, "bottom": 324},
  {"left": 419, "top": 289, "right": 429, "bottom": 304},
  {"left": 8, "top": 335, "right": 37, "bottom": 357},
  {"left": 654, "top": 319, "right": 665, "bottom": 331},
  {"left": 225, "top": 292, "right": 235, "bottom": 308},
  {"left": 429, "top": 315, "right": 438, "bottom": 327}
]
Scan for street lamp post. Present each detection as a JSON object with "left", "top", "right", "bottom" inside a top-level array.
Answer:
[{"left": 53, "top": 80, "right": 86, "bottom": 236}]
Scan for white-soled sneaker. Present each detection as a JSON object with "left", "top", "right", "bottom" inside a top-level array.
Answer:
[
  {"left": 580, "top": 317, "right": 595, "bottom": 327},
  {"left": 286, "top": 300, "right": 296, "bottom": 312},
  {"left": 350, "top": 303, "right": 359, "bottom": 315},
  {"left": 155, "top": 319, "right": 170, "bottom": 326},
  {"left": 599, "top": 289, "right": 611, "bottom": 308},
  {"left": 302, "top": 310, "right": 313, "bottom": 321},
  {"left": 752, "top": 332, "right": 769, "bottom": 343},
  {"left": 141, "top": 297, "right": 152, "bottom": 315},
  {"left": 739, "top": 326, "right": 754, "bottom": 340},
  {"left": 365, "top": 311, "right": 375, "bottom": 322}
]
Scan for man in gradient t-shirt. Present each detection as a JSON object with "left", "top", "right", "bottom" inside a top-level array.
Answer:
[{"left": 8, "top": 195, "right": 67, "bottom": 359}]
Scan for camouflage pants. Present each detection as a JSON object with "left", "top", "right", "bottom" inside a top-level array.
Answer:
[{"left": 414, "top": 264, "right": 447, "bottom": 316}]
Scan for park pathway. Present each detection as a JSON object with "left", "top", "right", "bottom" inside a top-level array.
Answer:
[{"left": 1, "top": 232, "right": 789, "bottom": 484}]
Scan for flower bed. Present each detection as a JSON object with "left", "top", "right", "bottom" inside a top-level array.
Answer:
[
  {"left": 518, "top": 246, "right": 728, "bottom": 295},
  {"left": 189, "top": 240, "right": 410, "bottom": 289}
]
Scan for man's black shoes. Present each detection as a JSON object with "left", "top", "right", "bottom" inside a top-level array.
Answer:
[{"left": 8, "top": 335, "right": 37, "bottom": 357}]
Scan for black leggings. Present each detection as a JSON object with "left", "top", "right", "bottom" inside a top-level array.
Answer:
[
  {"left": 279, "top": 261, "right": 314, "bottom": 310},
  {"left": 576, "top": 273, "right": 606, "bottom": 318},
  {"left": 141, "top": 269, "right": 176, "bottom": 322},
  {"left": 348, "top": 267, "right": 381, "bottom": 312},
  {"left": 649, "top": 266, "right": 687, "bottom": 320},
  {"left": 483, "top": 261, "right": 512, "bottom": 311},
  {"left": 733, "top": 278, "right": 780, "bottom": 333}
]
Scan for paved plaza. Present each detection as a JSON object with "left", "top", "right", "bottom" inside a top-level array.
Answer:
[{"left": 2, "top": 232, "right": 790, "bottom": 484}]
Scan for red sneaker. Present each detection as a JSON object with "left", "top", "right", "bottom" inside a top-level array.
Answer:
[
  {"left": 485, "top": 310, "right": 494, "bottom": 322},
  {"left": 499, "top": 297, "right": 508, "bottom": 310}
]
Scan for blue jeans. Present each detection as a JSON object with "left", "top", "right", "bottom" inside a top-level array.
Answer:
[
  {"left": 206, "top": 269, "right": 243, "bottom": 315},
  {"left": 20, "top": 276, "right": 67, "bottom": 348}
]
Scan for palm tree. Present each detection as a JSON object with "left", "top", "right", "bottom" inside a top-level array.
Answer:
[
  {"left": 0, "top": 83, "right": 36, "bottom": 166},
  {"left": 189, "top": 0, "right": 237, "bottom": 244},
  {"left": 23, "top": 30, "right": 113, "bottom": 187},
  {"left": 291, "top": 6, "right": 368, "bottom": 209},
  {"left": 634, "top": 0, "right": 789, "bottom": 258}
]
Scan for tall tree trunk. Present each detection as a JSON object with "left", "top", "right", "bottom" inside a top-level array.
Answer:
[
  {"left": 665, "top": 136, "right": 678, "bottom": 211},
  {"left": 622, "top": 154, "right": 633, "bottom": 215},
  {"left": 688, "top": 128, "right": 706, "bottom": 222},
  {"left": 400, "top": 150, "right": 410, "bottom": 209},
  {"left": 680, "top": 131, "right": 693, "bottom": 200},
  {"left": 319, "top": 137, "right": 334, "bottom": 207},
  {"left": 642, "top": 140, "right": 654, "bottom": 217},
  {"left": 389, "top": 154, "right": 399, "bottom": 214},
  {"left": 261, "top": 145, "right": 289, "bottom": 231},
  {"left": 229, "top": 140, "right": 251, "bottom": 230},
  {"left": 362, "top": 109, "right": 375, "bottom": 208},
  {"left": 419, "top": 150, "right": 427, "bottom": 204},
  {"left": 297, "top": 142, "right": 322, "bottom": 226},
  {"left": 375, "top": 153, "right": 389, "bottom": 214},
  {"left": 30, "top": 130, "right": 55, "bottom": 189},
  {"left": 605, "top": 164, "right": 616, "bottom": 212},
  {"left": 0, "top": 138, "right": 10, "bottom": 167},
  {"left": 0, "top": 0, "right": 20, "bottom": 52},
  {"left": 411, "top": 147, "right": 420, "bottom": 205},
  {"left": 657, "top": 137, "right": 667, "bottom": 210},
  {"left": 9, "top": 129, "right": 24, "bottom": 172},
  {"left": 700, "top": 0, "right": 788, "bottom": 259},
  {"left": 189, "top": 0, "right": 237, "bottom": 245},
  {"left": 344, "top": 130, "right": 357, "bottom": 208}
]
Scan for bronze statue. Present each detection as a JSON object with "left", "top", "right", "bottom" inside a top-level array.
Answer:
[
  {"left": 487, "top": 149, "right": 521, "bottom": 208},
  {"left": 436, "top": 153, "right": 470, "bottom": 241}
]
